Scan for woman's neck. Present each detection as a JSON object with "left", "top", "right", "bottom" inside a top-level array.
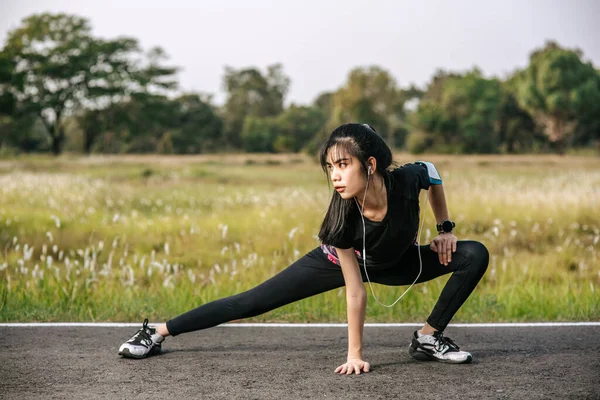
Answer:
[{"left": 356, "top": 173, "right": 387, "bottom": 221}]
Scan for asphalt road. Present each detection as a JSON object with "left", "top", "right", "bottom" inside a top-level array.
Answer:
[{"left": 1, "top": 325, "right": 598, "bottom": 399}]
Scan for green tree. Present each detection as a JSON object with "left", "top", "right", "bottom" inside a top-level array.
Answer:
[
  {"left": 273, "top": 105, "right": 325, "bottom": 152},
  {"left": 0, "top": 49, "right": 16, "bottom": 151},
  {"left": 0, "top": 50, "right": 14, "bottom": 116},
  {"left": 2, "top": 13, "right": 178, "bottom": 155},
  {"left": 112, "top": 94, "right": 178, "bottom": 153},
  {"left": 82, "top": 93, "right": 223, "bottom": 154},
  {"left": 496, "top": 83, "right": 537, "bottom": 153},
  {"left": 313, "top": 92, "right": 334, "bottom": 122},
  {"left": 0, "top": 49, "right": 48, "bottom": 153},
  {"left": 573, "top": 84, "right": 600, "bottom": 149},
  {"left": 400, "top": 84, "right": 425, "bottom": 102},
  {"left": 77, "top": 108, "right": 106, "bottom": 154},
  {"left": 170, "top": 94, "right": 223, "bottom": 154},
  {"left": 515, "top": 41, "right": 600, "bottom": 154},
  {"left": 240, "top": 116, "right": 277, "bottom": 152},
  {"left": 77, "top": 94, "right": 172, "bottom": 153},
  {"left": 302, "top": 92, "right": 336, "bottom": 154},
  {"left": 411, "top": 69, "right": 503, "bottom": 153},
  {"left": 240, "top": 105, "right": 326, "bottom": 153},
  {"left": 222, "top": 64, "right": 290, "bottom": 149},
  {"left": 392, "top": 84, "right": 425, "bottom": 148},
  {"left": 330, "top": 66, "right": 403, "bottom": 146},
  {"left": 443, "top": 70, "right": 503, "bottom": 153}
]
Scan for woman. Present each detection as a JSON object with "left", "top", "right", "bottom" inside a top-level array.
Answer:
[{"left": 118, "top": 123, "right": 489, "bottom": 374}]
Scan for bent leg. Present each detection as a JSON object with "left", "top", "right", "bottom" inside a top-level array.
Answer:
[
  {"left": 166, "top": 249, "right": 345, "bottom": 336},
  {"left": 422, "top": 240, "right": 489, "bottom": 331},
  {"left": 370, "top": 240, "right": 489, "bottom": 331}
]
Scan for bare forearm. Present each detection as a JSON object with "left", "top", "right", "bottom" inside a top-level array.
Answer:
[
  {"left": 346, "top": 292, "right": 367, "bottom": 359},
  {"left": 336, "top": 249, "right": 367, "bottom": 361},
  {"left": 428, "top": 184, "right": 450, "bottom": 223}
]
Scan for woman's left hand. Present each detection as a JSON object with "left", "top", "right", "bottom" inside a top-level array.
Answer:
[{"left": 430, "top": 233, "right": 457, "bottom": 266}]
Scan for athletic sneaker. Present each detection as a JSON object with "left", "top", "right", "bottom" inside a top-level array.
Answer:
[
  {"left": 408, "top": 330, "right": 473, "bottom": 364},
  {"left": 118, "top": 319, "right": 164, "bottom": 359}
]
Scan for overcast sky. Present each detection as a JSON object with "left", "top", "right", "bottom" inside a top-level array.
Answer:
[{"left": 1, "top": 0, "right": 599, "bottom": 105}]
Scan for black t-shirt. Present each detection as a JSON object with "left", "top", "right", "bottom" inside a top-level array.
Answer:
[{"left": 323, "top": 162, "right": 432, "bottom": 269}]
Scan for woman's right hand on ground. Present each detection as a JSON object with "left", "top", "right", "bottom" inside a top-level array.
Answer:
[{"left": 334, "top": 358, "right": 371, "bottom": 375}]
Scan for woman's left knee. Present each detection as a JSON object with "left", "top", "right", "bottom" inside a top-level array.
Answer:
[{"left": 458, "top": 240, "right": 489, "bottom": 273}]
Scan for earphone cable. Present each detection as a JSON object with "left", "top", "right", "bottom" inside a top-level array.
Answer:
[{"left": 354, "top": 174, "right": 428, "bottom": 308}]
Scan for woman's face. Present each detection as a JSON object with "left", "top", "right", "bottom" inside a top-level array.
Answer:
[{"left": 326, "top": 146, "right": 367, "bottom": 200}]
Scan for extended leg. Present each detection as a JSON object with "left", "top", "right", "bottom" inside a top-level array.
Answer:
[{"left": 165, "top": 249, "right": 346, "bottom": 336}]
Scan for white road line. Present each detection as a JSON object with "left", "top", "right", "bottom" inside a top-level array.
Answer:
[{"left": 0, "top": 322, "right": 599, "bottom": 328}]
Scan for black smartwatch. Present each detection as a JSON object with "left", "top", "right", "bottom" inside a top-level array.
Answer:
[{"left": 436, "top": 220, "right": 455, "bottom": 234}]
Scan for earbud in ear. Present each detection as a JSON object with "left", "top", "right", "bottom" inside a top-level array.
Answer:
[{"left": 368, "top": 166, "right": 372, "bottom": 175}]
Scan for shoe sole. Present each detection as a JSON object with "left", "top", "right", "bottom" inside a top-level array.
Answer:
[
  {"left": 409, "top": 345, "right": 473, "bottom": 364},
  {"left": 119, "top": 347, "right": 148, "bottom": 359},
  {"left": 118, "top": 345, "right": 161, "bottom": 359}
]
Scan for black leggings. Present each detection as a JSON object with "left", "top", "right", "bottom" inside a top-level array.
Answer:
[{"left": 166, "top": 240, "right": 489, "bottom": 335}]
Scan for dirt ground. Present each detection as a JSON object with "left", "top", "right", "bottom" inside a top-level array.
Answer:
[{"left": 1, "top": 325, "right": 598, "bottom": 399}]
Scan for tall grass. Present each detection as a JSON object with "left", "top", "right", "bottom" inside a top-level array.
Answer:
[{"left": 0, "top": 154, "right": 598, "bottom": 323}]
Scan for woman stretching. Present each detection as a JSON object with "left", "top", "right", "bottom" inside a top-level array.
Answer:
[{"left": 118, "top": 123, "right": 489, "bottom": 374}]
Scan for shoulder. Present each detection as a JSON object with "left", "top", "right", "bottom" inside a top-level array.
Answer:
[
  {"left": 388, "top": 163, "right": 423, "bottom": 197},
  {"left": 390, "top": 162, "right": 427, "bottom": 180},
  {"left": 390, "top": 161, "right": 442, "bottom": 194},
  {"left": 392, "top": 161, "right": 442, "bottom": 182}
]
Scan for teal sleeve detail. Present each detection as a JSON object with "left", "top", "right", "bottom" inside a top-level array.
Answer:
[{"left": 416, "top": 161, "right": 442, "bottom": 185}]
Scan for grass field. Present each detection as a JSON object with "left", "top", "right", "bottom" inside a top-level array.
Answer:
[{"left": 0, "top": 153, "right": 598, "bottom": 323}]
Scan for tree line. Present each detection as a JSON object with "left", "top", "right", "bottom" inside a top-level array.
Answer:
[{"left": 1, "top": 13, "right": 599, "bottom": 156}]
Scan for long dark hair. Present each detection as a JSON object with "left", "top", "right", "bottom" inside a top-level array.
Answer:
[{"left": 318, "top": 123, "right": 394, "bottom": 245}]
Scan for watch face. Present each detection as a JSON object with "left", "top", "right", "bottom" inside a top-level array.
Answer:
[{"left": 442, "top": 220, "right": 454, "bottom": 232}]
